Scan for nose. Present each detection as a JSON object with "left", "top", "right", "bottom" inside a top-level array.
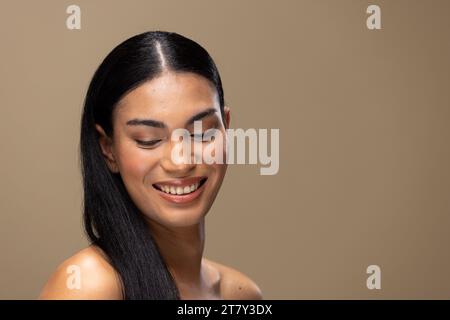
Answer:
[{"left": 160, "top": 138, "right": 196, "bottom": 176}]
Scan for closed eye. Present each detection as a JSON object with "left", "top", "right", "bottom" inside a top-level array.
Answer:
[
  {"left": 135, "top": 139, "right": 162, "bottom": 148},
  {"left": 191, "top": 132, "right": 215, "bottom": 142},
  {"left": 191, "top": 133, "right": 205, "bottom": 141}
]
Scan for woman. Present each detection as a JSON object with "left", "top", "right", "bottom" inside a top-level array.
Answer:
[{"left": 39, "top": 31, "right": 262, "bottom": 300}]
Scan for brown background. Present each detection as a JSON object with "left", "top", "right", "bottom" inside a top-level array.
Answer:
[{"left": 1, "top": 0, "right": 449, "bottom": 299}]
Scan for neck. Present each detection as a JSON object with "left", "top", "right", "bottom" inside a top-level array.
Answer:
[{"left": 146, "top": 217, "right": 206, "bottom": 291}]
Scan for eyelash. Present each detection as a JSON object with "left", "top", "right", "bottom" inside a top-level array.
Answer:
[
  {"left": 136, "top": 132, "right": 212, "bottom": 148},
  {"left": 135, "top": 139, "right": 162, "bottom": 148},
  {"left": 191, "top": 133, "right": 210, "bottom": 141}
]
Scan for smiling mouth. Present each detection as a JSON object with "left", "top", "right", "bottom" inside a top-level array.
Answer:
[{"left": 152, "top": 177, "right": 208, "bottom": 195}]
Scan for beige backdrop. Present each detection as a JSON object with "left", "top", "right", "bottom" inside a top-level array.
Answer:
[{"left": 1, "top": 0, "right": 449, "bottom": 299}]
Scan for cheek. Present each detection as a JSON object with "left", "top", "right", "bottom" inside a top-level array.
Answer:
[
  {"left": 214, "top": 133, "right": 229, "bottom": 178},
  {"left": 199, "top": 132, "right": 228, "bottom": 164},
  {"left": 205, "top": 133, "right": 228, "bottom": 176},
  {"left": 116, "top": 144, "right": 160, "bottom": 181},
  {"left": 214, "top": 162, "right": 228, "bottom": 177}
]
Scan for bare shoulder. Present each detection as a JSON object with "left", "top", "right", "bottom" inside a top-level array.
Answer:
[
  {"left": 204, "top": 258, "right": 263, "bottom": 300},
  {"left": 38, "top": 245, "right": 123, "bottom": 300}
]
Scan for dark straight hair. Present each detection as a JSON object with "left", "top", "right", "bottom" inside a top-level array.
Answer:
[{"left": 79, "top": 31, "right": 225, "bottom": 299}]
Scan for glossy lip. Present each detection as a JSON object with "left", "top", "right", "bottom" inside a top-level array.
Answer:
[{"left": 152, "top": 176, "right": 208, "bottom": 204}]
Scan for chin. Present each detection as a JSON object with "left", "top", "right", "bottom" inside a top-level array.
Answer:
[
  {"left": 161, "top": 208, "right": 208, "bottom": 227},
  {"left": 143, "top": 190, "right": 217, "bottom": 229}
]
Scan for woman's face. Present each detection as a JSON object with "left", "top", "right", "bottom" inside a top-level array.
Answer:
[{"left": 96, "top": 71, "right": 230, "bottom": 228}]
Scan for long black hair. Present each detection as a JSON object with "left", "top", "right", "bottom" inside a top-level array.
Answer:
[{"left": 79, "top": 31, "right": 225, "bottom": 299}]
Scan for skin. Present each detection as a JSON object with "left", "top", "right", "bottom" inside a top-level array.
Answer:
[{"left": 39, "top": 71, "right": 262, "bottom": 300}]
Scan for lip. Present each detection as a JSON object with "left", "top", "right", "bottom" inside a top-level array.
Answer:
[{"left": 152, "top": 176, "right": 207, "bottom": 204}]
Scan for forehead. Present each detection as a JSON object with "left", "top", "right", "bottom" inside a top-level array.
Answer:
[{"left": 113, "top": 72, "right": 219, "bottom": 126}]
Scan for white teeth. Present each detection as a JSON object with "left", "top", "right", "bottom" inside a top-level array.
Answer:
[{"left": 157, "top": 181, "right": 202, "bottom": 195}]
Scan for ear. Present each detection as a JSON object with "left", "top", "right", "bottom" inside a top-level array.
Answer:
[
  {"left": 95, "top": 124, "right": 119, "bottom": 173},
  {"left": 223, "top": 106, "right": 231, "bottom": 129}
]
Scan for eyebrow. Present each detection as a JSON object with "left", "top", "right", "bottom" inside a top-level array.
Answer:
[
  {"left": 185, "top": 108, "right": 217, "bottom": 126},
  {"left": 126, "top": 118, "right": 166, "bottom": 128},
  {"left": 125, "top": 107, "right": 218, "bottom": 128}
]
